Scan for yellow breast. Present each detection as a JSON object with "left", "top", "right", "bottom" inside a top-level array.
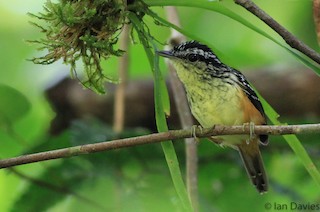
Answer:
[{"left": 182, "top": 76, "right": 244, "bottom": 128}]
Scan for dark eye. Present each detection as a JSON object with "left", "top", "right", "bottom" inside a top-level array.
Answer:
[{"left": 187, "top": 54, "right": 198, "bottom": 62}]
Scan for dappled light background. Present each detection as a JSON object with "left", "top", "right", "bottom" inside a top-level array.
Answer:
[{"left": 0, "top": 0, "right": 319, "bottom": 211}]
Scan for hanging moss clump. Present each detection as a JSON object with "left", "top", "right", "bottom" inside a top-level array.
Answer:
[{"left": 29, "top": 0, "right": 128, "bottom": 93}]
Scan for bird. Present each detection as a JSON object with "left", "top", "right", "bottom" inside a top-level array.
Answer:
[{"left": 157, "top": 40, "right": 268, "bottom": 193}]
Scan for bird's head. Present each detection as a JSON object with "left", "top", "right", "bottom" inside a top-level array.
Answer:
[{"left": 157, "top": 40, "right": 223, "bottom": 77}]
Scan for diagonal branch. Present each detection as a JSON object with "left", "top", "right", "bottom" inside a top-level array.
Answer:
[
  {"left": 234, "top": 0, "right": 320, "bottom": 65},
  {"left": 0, "top": 124, "right": 319, "bottom": 169}
]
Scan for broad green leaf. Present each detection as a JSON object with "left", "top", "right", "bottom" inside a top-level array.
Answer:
[{"left": 0, "top": 84, "right": 31, "bottom": 123}]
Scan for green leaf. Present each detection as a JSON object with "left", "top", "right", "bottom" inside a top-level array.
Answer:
[
  {"left": 129, "top": 12, "right": 193, "bottom": 212},
  {"left": 160, "top": 77, "right": 171, "bottom": 116},
  {"left": 0, "top": 84, "right": 31, "bottom": 123}
]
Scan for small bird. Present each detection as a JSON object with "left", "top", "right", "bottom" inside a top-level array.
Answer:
[{"left": 157, "top": 40, "right": 268, "bottom": 193}]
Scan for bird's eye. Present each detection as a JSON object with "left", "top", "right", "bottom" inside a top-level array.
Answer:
[{"left": 187, "top": 54, "right": 198, "bottom": 62}]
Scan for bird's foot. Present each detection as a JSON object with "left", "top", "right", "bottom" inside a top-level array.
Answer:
[
  {"left": 243, "top": 122, "right": 255, "bottom": 144},
  {"left": 191, "top": 125, "right": 203, "bottom": 142}
]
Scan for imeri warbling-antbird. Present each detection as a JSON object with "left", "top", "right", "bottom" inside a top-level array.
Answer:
[{"left": 157, "top": 40, "right": 268, "bottom": 194}]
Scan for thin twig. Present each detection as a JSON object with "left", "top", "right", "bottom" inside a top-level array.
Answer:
[
  {"left": 234, "top": 0, "right": 320, "bottom": 65},
  {"left": 0, "top": 124, "right": 319, "bottom": 169},
  {"left": 113, "top": 24, "right": 130, "bottom": 133},
  {"left": 165, "top": 6, "right": 199, "bottom": 211}
]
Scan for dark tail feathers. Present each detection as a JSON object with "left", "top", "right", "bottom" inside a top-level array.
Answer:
[{"left": 238, "top": 141, "right": 268, "bottom": 194}]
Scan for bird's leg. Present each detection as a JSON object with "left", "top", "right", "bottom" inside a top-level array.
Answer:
[
  {"left": 249, "top": 122, "right": 255, "bottom": 140},
  {"left": 191, "top": 125, "right": 202, "bottom": 142},
  {"left": 243, "top": 122, "right": 255, "bottom": 144},
  {"left": 191, "top": 125, "right": 223, "bottom": 146}
]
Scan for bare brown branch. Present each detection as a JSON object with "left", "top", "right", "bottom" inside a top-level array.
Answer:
[
  {"left": 235, "top": 0, "right": 320, "bottom": 65},
  {"left": 1, "top": 124, "right": 319, "bottom": 169}
]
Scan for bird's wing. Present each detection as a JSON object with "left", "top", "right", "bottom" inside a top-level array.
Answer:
[{"left": 232, "top": 68, "right": 268, "bottom": 145}]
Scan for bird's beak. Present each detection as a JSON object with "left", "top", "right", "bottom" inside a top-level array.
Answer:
[{"left": 156, "top": 50, "right": 174, "bottom": 59}]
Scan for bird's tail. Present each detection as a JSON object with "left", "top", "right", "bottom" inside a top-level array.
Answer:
[{"left": 237, "top": 140, "right": 268, "bottom": 194}]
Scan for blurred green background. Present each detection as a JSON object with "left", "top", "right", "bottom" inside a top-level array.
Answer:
[{"left": 0, "top": 0, "right": 319, "bottom": 211}]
